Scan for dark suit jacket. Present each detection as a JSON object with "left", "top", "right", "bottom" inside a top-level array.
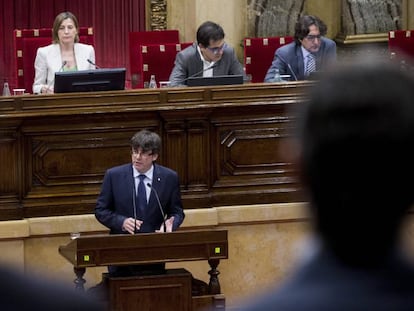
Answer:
[
  {"left": 169, "top": 43, "right": 245, "bottom": 86},
  {"left": 264, "top": 37, "right": 336, "bottom": 82},
  {"left": 95, "top": 163, "right": 185, "bottom": 234},
  {"left": 242, "top": 246, "right": 414, "bottom": 311}
]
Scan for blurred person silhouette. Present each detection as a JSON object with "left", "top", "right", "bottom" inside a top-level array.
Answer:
[
  {"left": 242, "top": 61, "right": 414, "bottom": 310},
  {"left": 0, "top": 264, "right": 101, "bottom": 310}
]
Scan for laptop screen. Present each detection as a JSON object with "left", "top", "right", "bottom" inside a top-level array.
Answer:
[
  {"left": 186, "top": 75, "right": 244, "bottom": 87},
  {"left": 54, "top": 68, "right": 126, "bottom": 93}
]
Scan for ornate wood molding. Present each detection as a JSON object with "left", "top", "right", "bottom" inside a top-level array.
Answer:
[{"left": 0, "top": 82, "right": 312, "bottom": 220}]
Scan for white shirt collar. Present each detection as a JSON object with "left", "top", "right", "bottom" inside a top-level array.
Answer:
[
  {"left": 301, "top": 46, "right": 312, "bottom": 59},
  {"left": 132, "top": 164, "right": 154, "bottom": 182},
  {"left": 197, "top": 45, "right": 215, "bottom": 77}
]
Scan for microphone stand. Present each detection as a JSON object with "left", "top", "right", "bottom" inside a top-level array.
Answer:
[
  {"left": 175, "top": 63, "right": 218, "bottom": 86},
  {"left": 132, "top": 181, "right": 137, "bottom": 234},
  {"left": 147, "top": 183, "right": 167, "bottom": 232},
  {"left": 87, "top": 59, "right": 100, "bottom": 69},
  {"left": 46, "top": 61, "right": 67, "bottom": 93},
  {"left": 276, "top": 54, "right": 298, "bottom": 81}
]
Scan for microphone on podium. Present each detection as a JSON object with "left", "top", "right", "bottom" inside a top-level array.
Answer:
[
  {"left": 276, "top": 54, "right": 298, "bottom": 81},
  {"left": 87, "top": 59, "right": 100, "bottom": 69},
  {"left": 132, "top": 183, "right": 137, "bottom": 234},
  {"left": 176, "top": 63, "right": 218, "bottom": 85},
  {"left": 147, "top": 183, "right": 167, "bottom": 232},
  {"left": 46, "top": 61, "right": 67, "bottom": 93}
]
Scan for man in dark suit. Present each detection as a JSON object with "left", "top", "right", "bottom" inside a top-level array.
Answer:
[
  {"left": 264, "top": 15, "right": 336, "bottom": 82},
  {"left": 169, "top": 21, "right": 245, "bottom": 86},
  {"left": 242, "top": 62, "right": 414, "bottom": 310},
  {"left": 95, "top": 129, "right": 185, "bottom": 276}
]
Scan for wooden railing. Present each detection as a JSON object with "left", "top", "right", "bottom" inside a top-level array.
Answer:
[{"left": 0, "top": 82, "right": 312, "bottom": 220}]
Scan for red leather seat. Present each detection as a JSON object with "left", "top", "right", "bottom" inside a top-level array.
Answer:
[
  {"left": 244, "top": 36, "right": 294, "bottom": 83},
  {"left": 128, "top": 30, "right": 179, "bottom": 88},
  {"left": 388, "top": 30, "right": 414, "bottom": 59},
  {"left": 13, "top": 27, "right": 94, "bottom": 93},
  {"left": 139, "top": 42, "right": 192, "bottom": 88}
]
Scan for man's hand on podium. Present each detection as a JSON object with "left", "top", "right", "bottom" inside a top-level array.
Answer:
[
  {"left": 122, "top": 217, "right": 143, "bottom": 234},
  {"left": 156, "top": 216, "right": 175, "bottom": 233}
]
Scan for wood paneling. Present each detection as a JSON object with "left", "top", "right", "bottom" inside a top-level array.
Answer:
[{"left": 0, "top": 82, "right": 311, "bottom": 220}]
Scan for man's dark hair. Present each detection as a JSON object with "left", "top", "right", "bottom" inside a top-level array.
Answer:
[
  {"left": 130, "top": 129, "right": 161, "bottom": 155},
  {"left": 294, "top": 15, "right": 327, "bottom": 43},
  {"left": 297, "top": 62, "right": 414, "bottom": 265},
  {"left": 196, "top": 21, "right": 225, "bottom": 48}
]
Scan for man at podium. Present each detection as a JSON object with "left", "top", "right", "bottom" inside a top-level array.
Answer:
[{"left": 95, "top": 129, "right": 185, "bottom": 276}]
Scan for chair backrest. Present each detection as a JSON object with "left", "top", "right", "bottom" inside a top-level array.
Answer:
[
  {"left": 128, "top": 30, "right": 180, "bottom": 88},
  {"left": 244, "top": 36, "right": 294, "bottom": 83},
  {"left": 388, "top": 30, "right": 414, "bottom": 58},
  {"left": 139, "top": 42, "right": 192, "bottom": 88},
  {"left": 14, "top": 27, "right": 94, "bottom": 93}
]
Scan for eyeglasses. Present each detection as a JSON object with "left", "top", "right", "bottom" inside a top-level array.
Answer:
[
  {"left": 304, "top": 34, "right": 322, "bottom": 41},
  {"left": 131, "top": 149, "right": 153, "bottom": 157},
  {"left": 206, "top": 43, "right": 227, "bottom": 54}
]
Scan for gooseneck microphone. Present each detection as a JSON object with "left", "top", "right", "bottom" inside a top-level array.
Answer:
[
  {"left": 176, "top": 63, "right": 218, "bottom": 85},
  {"left": 59, "top": 60, "right": 68, "bottom": 72},
  {"left": 132, "top": 182, "right": 137, "bottom": 234},
  {"left": 276, "top": 54, "right": 298, "bottom": 81},
  {"left": 46, "top": 61, "right": 67, "bottom": 93},
  {"left": 87, "top": 59, "right": 100, "bottom": 69},
  {"left": 147, "top": 183, "right": 167, "bottom": 232}
]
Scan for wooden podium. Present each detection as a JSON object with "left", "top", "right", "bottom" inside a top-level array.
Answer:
[{"left": 59, "top": 229, "right": 228, "bottom": 311}]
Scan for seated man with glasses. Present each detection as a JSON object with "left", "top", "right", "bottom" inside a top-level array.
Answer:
[
  {"left": 95, "top": 129, "right": 185, "bottom": 277},
  {"left": 169, "top": 21, "right": 245, "bottom": 86},
  {"left": 264, "top": 15, "right": 336, "bottom": 82}
]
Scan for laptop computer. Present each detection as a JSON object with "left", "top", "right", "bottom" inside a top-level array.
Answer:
[{"left": 186, "top": 75, "right": 244, "bottom": 87}]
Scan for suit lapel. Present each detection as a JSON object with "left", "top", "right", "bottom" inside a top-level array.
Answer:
[
  {"left": 314, "top": 39, "right": 325, "bottom": 69},
  {"left": 149, "top": 164, "right": 162, "bottom": 208},
  {"left": 295, "top": 45, "right": 305, "bottom": 80},
  {"left": 124, "top": 165, "right": 135, "bottom": 210},
  {"left": 74, "top": 43, "right": 89, "bottom": 70},
  {"left": 49, "top": 45, "right": 63, "bottom": 71}
]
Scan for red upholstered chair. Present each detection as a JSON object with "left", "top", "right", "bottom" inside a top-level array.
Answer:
[
  {"left": 139, "top": 42, "right": 192, "bottom": 88},
  {"left": 388, "top": 30, "right": 414, "bottom": 58},
  {"left": 244, "top": 36, "right": 294, "bottom": 83},
  {"left": 13, "top": 27, "right": 94, "bottom": 93},
  {"left": 128, "top": 30, "right": 180, "bottom": 88}
]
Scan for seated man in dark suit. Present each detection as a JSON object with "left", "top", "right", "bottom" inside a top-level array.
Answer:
[
  {"left": 242, "top": 62, "right": 414, "bottom": 310},
  {"left": 95, "top": 129, "right": 185, "bottom": 276},
  {"left": 169, "top": 21, "right": 245, "bottom": 86},
  {"left": 264, "top": 15, "right": 336, "bottom": 82}
]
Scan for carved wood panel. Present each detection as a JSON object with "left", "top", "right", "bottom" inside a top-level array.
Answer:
[{"left": 0, "top": 83, "right": 310, "bottom": 219}]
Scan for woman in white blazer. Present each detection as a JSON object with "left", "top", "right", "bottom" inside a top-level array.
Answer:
[{"left": 33, "top": 12, "right": 96, "bottom": 94}]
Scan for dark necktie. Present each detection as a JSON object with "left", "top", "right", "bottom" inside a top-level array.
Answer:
[
  {"left": 137, "top": 174, "right": 147, "bottom": 215},
  {"left": 306, "top": 53, "right": 316, "bottom": 76}
]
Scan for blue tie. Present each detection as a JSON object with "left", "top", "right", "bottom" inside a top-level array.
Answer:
[
  {"left": 137, "top": 174, "right": 147, "bottom": 216},
  {"left": 306, "top": 54, "right": 316, "bottom": 76}
]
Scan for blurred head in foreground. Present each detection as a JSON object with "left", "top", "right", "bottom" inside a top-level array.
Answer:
[{"left": 297, "top": 61, "right": 414, "bottom": 265}]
